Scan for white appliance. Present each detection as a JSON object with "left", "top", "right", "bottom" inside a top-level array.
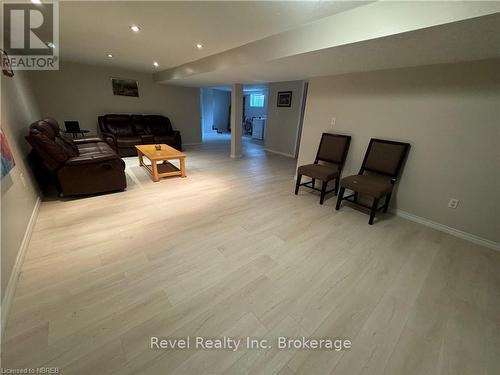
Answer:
[{"left": 252, "top": 118, "right": 265, "bottom": 140}]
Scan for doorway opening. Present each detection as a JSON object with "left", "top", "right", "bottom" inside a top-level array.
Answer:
[
  {"left": 200, "top": 85, "right": 269, "bottom": 156},
  {"left": 200, "top": 87, "right": 231, "bottom": 141},
  {"left": 242, "top": 85, "right": 268, "bottom": 150}
]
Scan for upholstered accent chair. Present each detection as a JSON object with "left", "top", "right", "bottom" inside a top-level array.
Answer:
[
  {"left": 295, "top": 133, "right": 351, "bottom": 204},
  {"left": 336, "top": 138, "right": 410, "bottom": 224}
]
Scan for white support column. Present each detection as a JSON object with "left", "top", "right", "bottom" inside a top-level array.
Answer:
[{"left": 230, "top": 83, "right": 243, "bottom": 158}]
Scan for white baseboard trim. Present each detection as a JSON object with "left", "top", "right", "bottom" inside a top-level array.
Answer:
[
  {"left": 264, "top": 148, "right": 295, "bottom": 158},
  {"left": 392, "top": 208, "right": 499, "bottom": 252},
  {"left": 1, "top": 196, "right": 41, "bottom": 339}
]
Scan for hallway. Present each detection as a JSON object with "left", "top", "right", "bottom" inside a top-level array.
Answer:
[{"left": 201, "top": 132, "right": 266, "bottom": 159}]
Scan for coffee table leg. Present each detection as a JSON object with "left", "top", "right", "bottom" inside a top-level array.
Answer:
[
  {"left": 152, "top": 160, "right": 159, "bottom": 182},
  {"left": 138, "top": 150, "right": 144, "bottom": 166},
  {"left": 180, "top": 157, "right": 186, "bottom": 177}
]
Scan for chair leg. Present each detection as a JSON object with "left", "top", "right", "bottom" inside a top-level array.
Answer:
[
  {"left": 369, "top": 198, "right": 379, "bottom": 225},
  {"left": 311, "top": 178, "right": 315, "bottom": 189},
  {"left": 353, "top": 192, "right": 359, "bottom": 203},
  {"left": 334, "top": 178, "right": 340, "bottom": 196},
  {"left": 384, "top": 193, "right": 392, "bottom": 213},
  {"left": 295, "top": 174, "right": 302, "bottom": 195},
  {"left": 336, "top": 187, "right": 345, "bottom": 210},
  {"left": 320, "top": 181, "right": 327, "bottom": 205}
]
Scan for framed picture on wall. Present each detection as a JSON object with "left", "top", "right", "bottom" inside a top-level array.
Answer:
[
  {"left": 111, "top": 77, "right": 139, "bottom": 97},
  {"left": 277, "top": 91, "right": 292, "bottom": 107}
]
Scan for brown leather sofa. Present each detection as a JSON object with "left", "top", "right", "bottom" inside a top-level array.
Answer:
[
  {"left": 26, "top": 118, "right": 126, "bottom": 196},
  {"left": 98, "top": 114, "right": 182, "bottom": 157}
]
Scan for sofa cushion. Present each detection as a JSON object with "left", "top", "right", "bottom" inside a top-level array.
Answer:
[
  {"left": 30, "top": 120, "right": 58, "bottom": 140},
  {"left": 59, "top": 133, "right": 79, "bottom": 154},
  {"left": 66, "top": 153, "right": 119, "bottom": 165},
  {"left": 55, "top": 136, "right": 79, "bottom": 157},
  {"left": 140, "top": 134, "right": 155, "bottom": 144},
  {"left": 153, "top": 135, "right": 176, "bottom": 145},
  {"left": 74, "top": 138, "right": 104, "bottom": 145},
  {"left": 131, "top": 115, "right": 149, "bottom": 135},
  {"left": 42, "top": 117, "right": 61, "bottom": 136},
  {"left": 29, "top": 118, "right": 79, "bottom": 158},
  {"left": 144, "top": 115, "right": 173, "bottom": 135},
  {"left": 26, "top": 129, "right": 69, "bottom": 166},
  {"left": 101, "top": 115, "right": 135, "bottom": 137},
  {"left": 77, "top": 141, "right": 116, "bottom": 156},
  {"left": 117, "top": 136, "right": 142, "bottom": 148}
]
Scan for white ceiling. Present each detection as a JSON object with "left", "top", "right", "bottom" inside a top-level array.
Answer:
[
  {"left": 169, "top": 13, "right": 500, "bottom": 87},
  {"left": 60, "top": 1, "right": 369, "bottom": 72},
  {"left": 59, "top": 1, "right": 500, "bottom": 87}
]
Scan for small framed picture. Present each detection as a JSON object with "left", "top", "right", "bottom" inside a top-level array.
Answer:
[
  {"left": 111, "top": 77, "right": 139, "bottom": 97},
  {"left": 277, "top": 91, "right": 292, "bottom": 107}
]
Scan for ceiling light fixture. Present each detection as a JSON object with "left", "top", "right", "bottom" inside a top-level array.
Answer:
[
  {"left": 153, "top": 61, "right": 159, "bottom": 68},
  {"left": 107, "top": 54, "right": 113, "bottom": 58},
  {"left": 130, "top": 25, "right": 140, "bottom": 32},
  {"left": 196, "top": 43, "right": 203, "bottom": 49},
  {"left": 31, "top": 0, "right": 42, "bottom": 4}
]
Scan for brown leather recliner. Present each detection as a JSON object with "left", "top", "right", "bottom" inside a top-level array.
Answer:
[
  {"left": 26, "top": 118, "right": 126, "bottom": 196},
  {"left": 98, "top": 114, "right": 182, "bottom": 157}
]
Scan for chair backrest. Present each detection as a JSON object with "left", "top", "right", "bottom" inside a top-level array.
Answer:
[
  {"left": 315, "top": 133, "right": 351, "bottom": 167},
  {"left": 360, "top": 138, "right": 410, "bottom": 178},
  {"left": 64, "top": 121, "right": 80, "bottom": 132}
]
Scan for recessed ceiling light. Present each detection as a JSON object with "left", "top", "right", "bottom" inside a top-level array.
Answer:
[
  {"left": 47, "top": 42, "right": 55, "bottom": 49},
  {"left": 31, "top": 0, "right": 42, "bottom": 4},
  {"left": 107, "top": 53, "right": 113, "bottom": 58},
  {"left": 153, "top": 61, "right": 159, "bottom": 68},
  {"left": 130, "top": 25, "right": 140, "bottom": 32},
  {"left": 196, "top": 43, "right": 203, "bottom": 49}
]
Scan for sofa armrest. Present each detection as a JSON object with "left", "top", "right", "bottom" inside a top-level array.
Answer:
[
  {"left": 173, "top": 130, "right": 182, "bottom": 151},
  {"left": 74, "top": 137, "right": 103, "bottom": 144},
  {"left": 100, "top": 132, "right": 117, "bottom": 149},
  {"left": 65, "top": 153, "right": 120, "bottom": 166}
]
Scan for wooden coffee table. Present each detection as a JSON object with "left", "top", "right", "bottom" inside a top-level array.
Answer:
[{"left": 135, "top": 144, "right": 186, "bottom": 182}]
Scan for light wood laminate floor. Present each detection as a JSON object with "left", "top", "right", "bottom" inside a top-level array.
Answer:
[{"left": 3, "top": 135, "right": 499, "bottom": 374}]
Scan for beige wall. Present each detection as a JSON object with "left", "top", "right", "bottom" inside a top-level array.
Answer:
[
  {"left": 1, "top": 71, "right": 42, "bottom": 300},
  {"left": 27, "top": 61, "right": 201, "bottom": 144},
  {"left": 266, "top": 80, "right": 305, "bottom": 157},
  {"left": 212, "top": 89, "right": 231, "bottom": 132},
  {"left": 298, "top": 59, "right": 500, "bottom": 243}
]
